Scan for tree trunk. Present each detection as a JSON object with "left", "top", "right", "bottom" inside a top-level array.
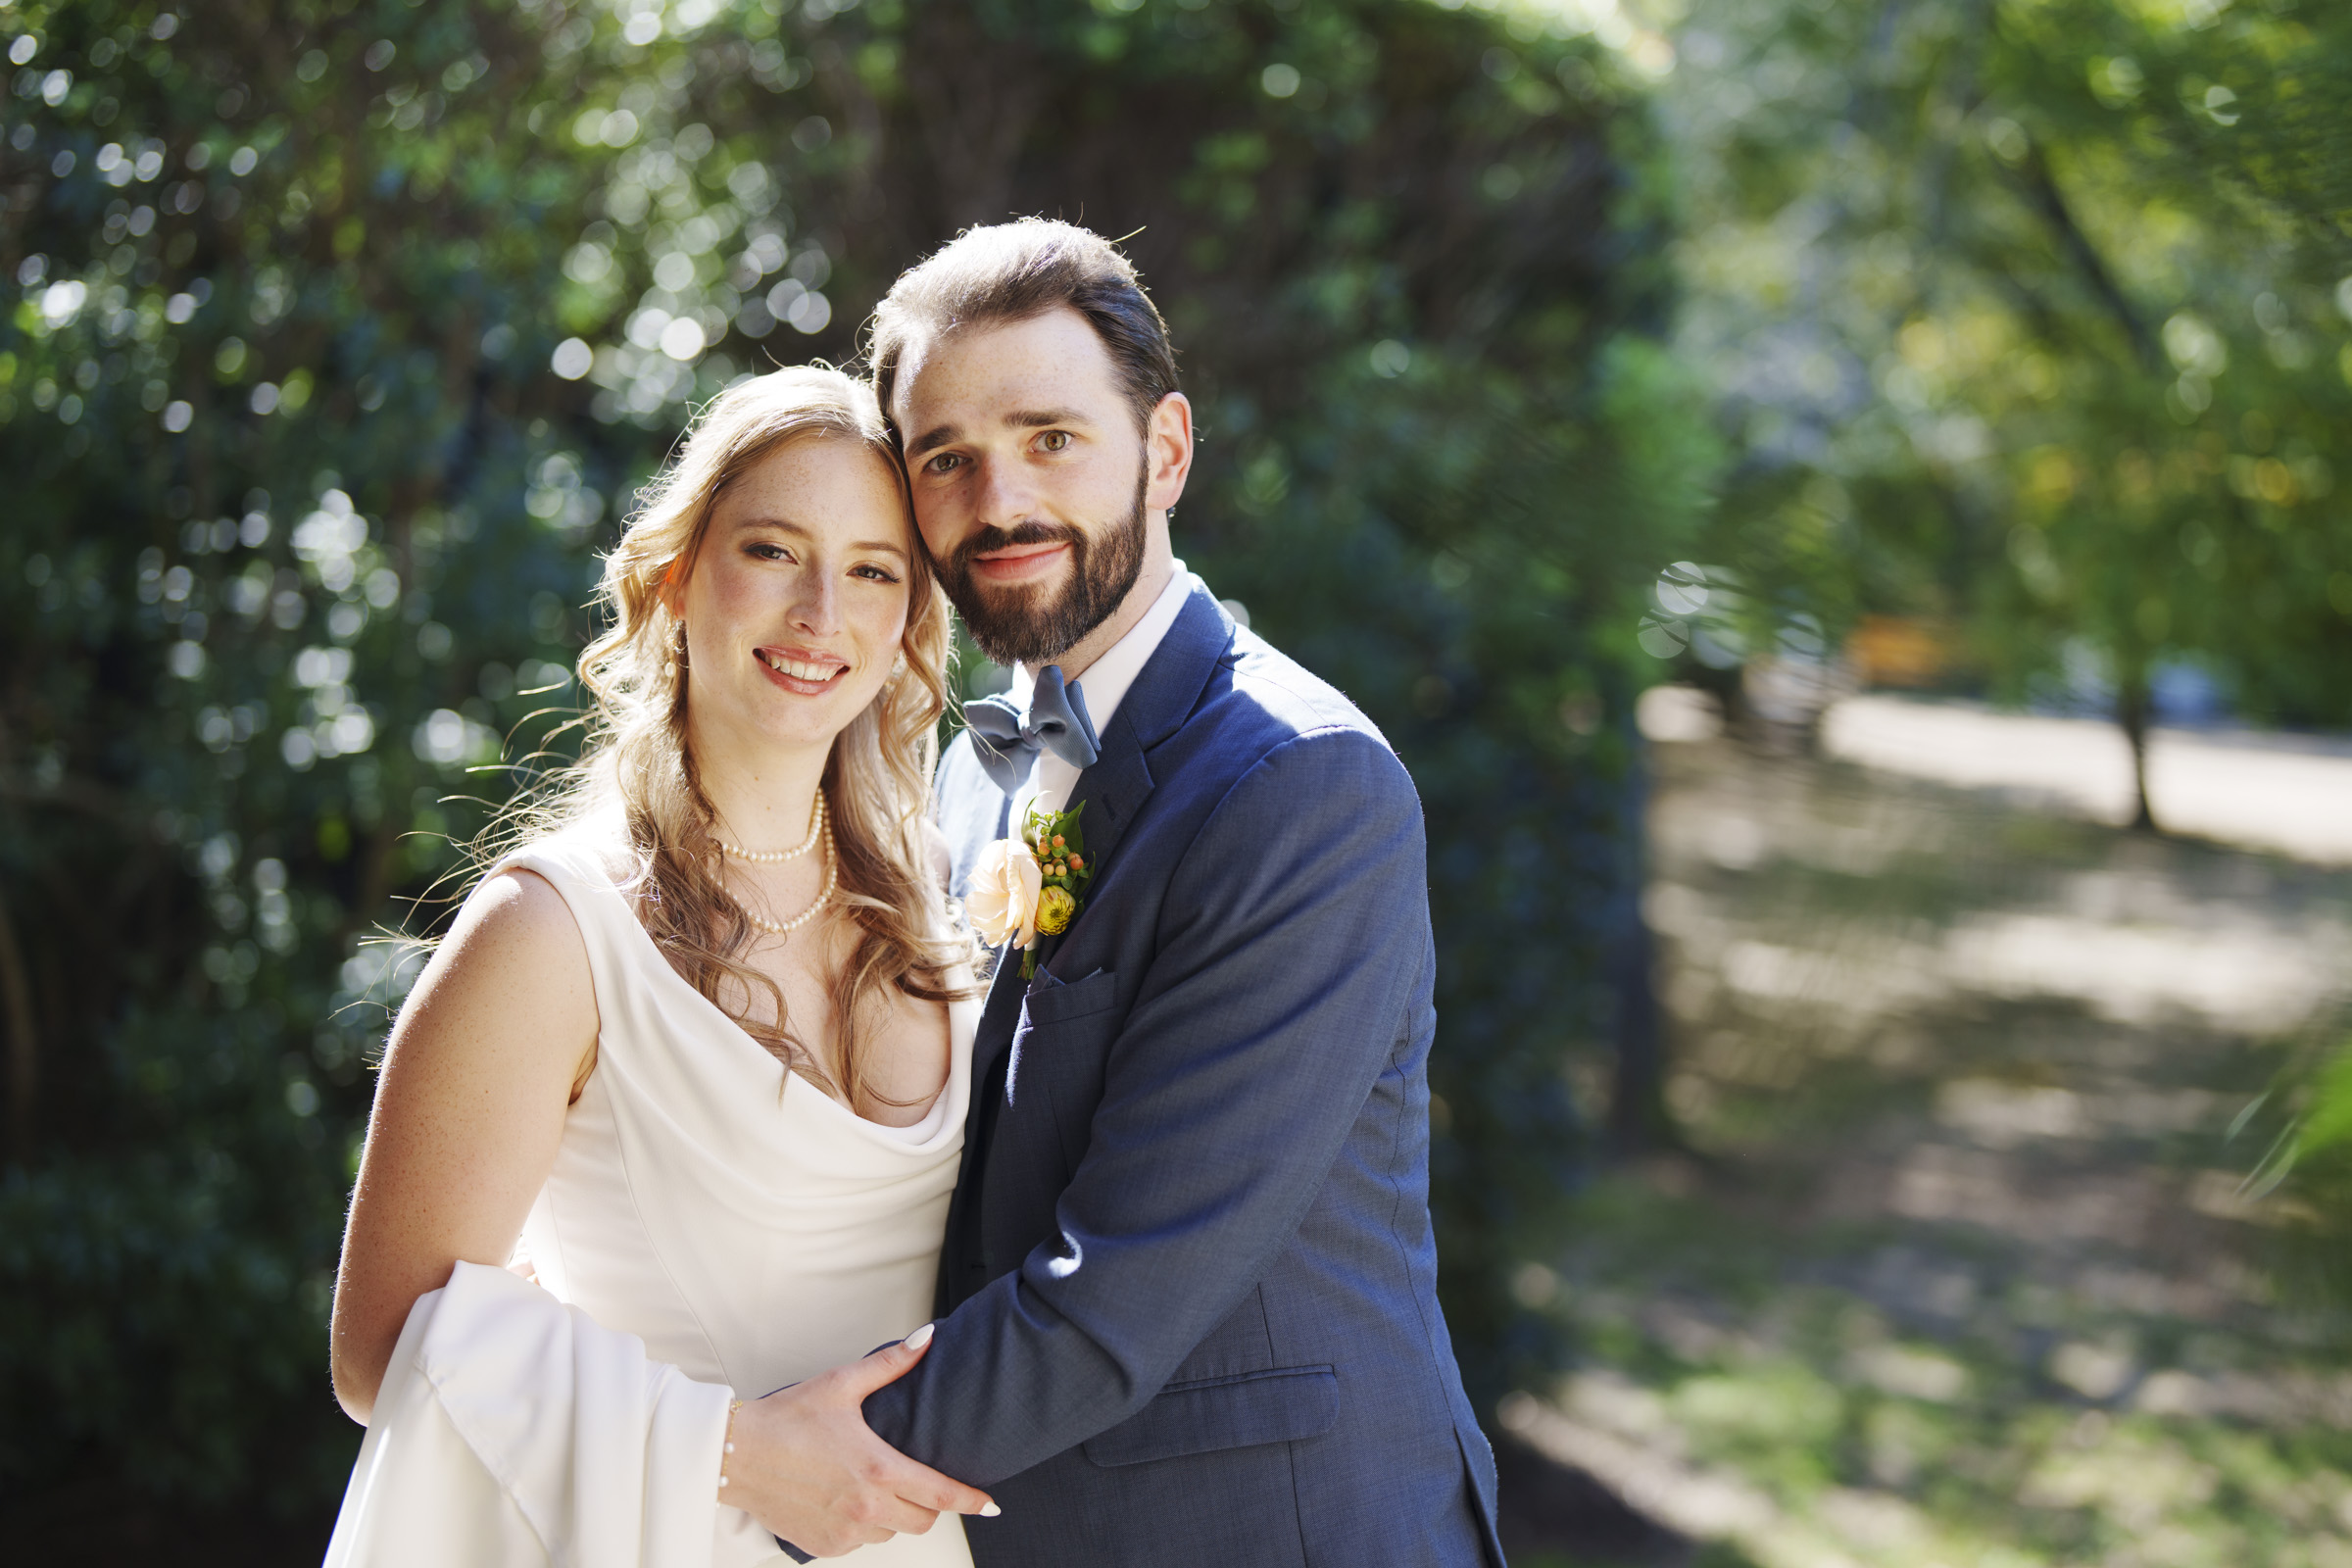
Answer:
[
  {"left": 0, "top": 889, "right": 37, "bottom": 1167},
  {"left": 1605, "top": 906, "right": 1675, "bottom": 1155},
  {"left": 2118, "top": 667, "right": 2158, "bottom": 832},
  {"left": 1605, "top": 741, "right": 1679, "bottom": 1155}
]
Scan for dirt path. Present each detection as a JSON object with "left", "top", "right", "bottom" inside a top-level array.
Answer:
[{"left": 1502, "top": 729, "right": 2352, "bottom": 1568}]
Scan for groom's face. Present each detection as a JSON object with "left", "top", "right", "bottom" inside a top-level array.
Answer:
[{"left": 892, "top": 308, "right": 1150, "bottom": 667}]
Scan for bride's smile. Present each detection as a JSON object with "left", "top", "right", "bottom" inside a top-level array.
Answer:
[{"left": 756, "top": 646, "right": 851, "bottom": 690}]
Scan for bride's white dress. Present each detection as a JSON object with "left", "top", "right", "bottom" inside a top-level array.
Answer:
[{"left": 325, "top": 828, "right": 977, "bottom": 1567}]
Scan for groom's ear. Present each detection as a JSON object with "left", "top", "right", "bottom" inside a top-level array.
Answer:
[{"left": 1144, "top": 391, "right": 1195, "bottom": 514}]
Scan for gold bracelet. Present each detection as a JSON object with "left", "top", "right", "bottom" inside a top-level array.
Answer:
[{"left": 717, "top": 1397, "right": 743, "bottom": 1494}]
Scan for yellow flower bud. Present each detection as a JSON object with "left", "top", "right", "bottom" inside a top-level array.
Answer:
[{"left": 1034, "top": 885, "right": 1077, "bottom": 936}]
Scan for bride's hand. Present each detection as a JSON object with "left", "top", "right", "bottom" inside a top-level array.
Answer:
[{"left": 723, "top": 1326, "right": 999, "bottom": 1557}]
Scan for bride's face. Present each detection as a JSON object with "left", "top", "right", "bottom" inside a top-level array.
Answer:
[{"left": 675, "top": 435, "right": 913, "bottom": 757}]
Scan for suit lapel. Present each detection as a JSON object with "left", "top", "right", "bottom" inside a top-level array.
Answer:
[
  {"left": 1058, "top": 585, "right": 1232, "bottom": 887},
  {"left": 959, "top": 586, "right": 1237, "bottom": 1124}
]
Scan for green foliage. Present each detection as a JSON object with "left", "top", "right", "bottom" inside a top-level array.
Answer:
[
  {"left": 0, "top": 0, "right": 815, "bottom": 1517},
  {"left": 2292, "top": 1046, "right": 2352, "bottom": 1160},
  {"left": 2253, "top": 1037, "right": 2352, "bottom": 1313},
  {"left": 1666, "top": 0, "right": 2352, "bottom": 747},
  {"left": 0, "top": 0, "right": 1710, "bottom": 1535}
]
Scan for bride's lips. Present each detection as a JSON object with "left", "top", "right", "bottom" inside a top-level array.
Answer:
[
  {"left": 755, "top": 646, "right": 849, "bottom": 696},
  {"left": 969, "top": 538, "right": 1071, "bottom": 585}
]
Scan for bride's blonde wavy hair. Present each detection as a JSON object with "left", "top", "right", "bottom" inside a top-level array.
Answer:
[{"left": 552, "top": 366, "right": 969, "bottom": 1104}]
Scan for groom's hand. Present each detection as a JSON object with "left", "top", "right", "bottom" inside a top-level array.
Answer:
[{"left": 727, "top": 1326, "right": 999, "bottom": 1557}]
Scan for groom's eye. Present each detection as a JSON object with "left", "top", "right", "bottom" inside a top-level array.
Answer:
[
  {"left": 1037, "top": 430, "right": 1071, "bottom": 453},
  {"left": 924, "top": 453, "right": 963, "bottom": 475}
]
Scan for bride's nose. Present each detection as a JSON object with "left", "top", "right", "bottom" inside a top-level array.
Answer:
[{"left": 789, "top": 571, "right": 844, "bottom": 637}]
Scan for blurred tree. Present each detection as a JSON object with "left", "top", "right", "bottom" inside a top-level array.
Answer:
[
  {"left": 1658, "top": 0, "right": 2352, "bottom": 827},
  {"left": 0, "top": 0, "right": 793, "bottom": 1543},
  {"left": 0, "top": 0, "right": 1704, "bottom": 1550}
]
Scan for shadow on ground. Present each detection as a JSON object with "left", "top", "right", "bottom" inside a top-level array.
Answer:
[
  {"left": 1497, "top": 1433, "right": 1762, "bottom": 1567},
  {"left": 1500, "top": 731, "right": 2352, "bottom": 1566}
]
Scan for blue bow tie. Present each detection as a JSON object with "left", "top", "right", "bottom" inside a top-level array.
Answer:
[{"left": 964, "top": 665, "right": 1100, "bottom": 795}]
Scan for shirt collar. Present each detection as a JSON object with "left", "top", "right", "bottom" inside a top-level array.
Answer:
[{"left": 1008, "top": 562, "right": 1197, "bottom": 736}]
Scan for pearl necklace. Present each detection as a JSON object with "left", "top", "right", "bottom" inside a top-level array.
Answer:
[
  {"left": 713, "top": 792, "right": 826, "bottom": 864},
  {"left": 725, "top": 819, "right": 838, "bottom": 938}
]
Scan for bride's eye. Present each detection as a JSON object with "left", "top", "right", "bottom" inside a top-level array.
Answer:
[
  {"left": 852, "top": 564, "right": 901, "bottom": 583},
  {"left": 748, "top": 542, "right": 795, "bottom": 563}
]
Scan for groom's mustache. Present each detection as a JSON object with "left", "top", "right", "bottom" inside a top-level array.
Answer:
[{"left": 947, "top": 519, "right": 1085, "bottom": 583}]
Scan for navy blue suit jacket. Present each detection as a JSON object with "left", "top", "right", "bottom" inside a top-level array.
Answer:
[{"left": 860, "top": 585, "right": 1505, "bottom": 1567}]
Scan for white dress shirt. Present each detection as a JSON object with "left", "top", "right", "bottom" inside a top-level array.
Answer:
[{"left": 1004, "top": 563, "right": 1199, "bottom": 830}]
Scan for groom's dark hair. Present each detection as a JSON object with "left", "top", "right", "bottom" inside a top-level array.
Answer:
[{"left": 866, "top": 219, "right": 1180, "bottom": 435}]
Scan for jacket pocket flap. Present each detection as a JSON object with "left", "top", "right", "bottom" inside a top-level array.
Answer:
[
  {"left": 1020, "top": 965, "right": 1118, "bottom": 1026},
  {"left": 1083, "top": 1365, "right": 1337, "bottom": 1468}
]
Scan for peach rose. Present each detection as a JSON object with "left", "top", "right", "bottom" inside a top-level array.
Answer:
[{"left": 966, "top": 838, "right": 1043, "bottom": 949}]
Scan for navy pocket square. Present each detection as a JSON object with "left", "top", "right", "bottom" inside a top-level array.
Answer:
[
  {"left": 1028, "top": 964, "right": 1104, "bottom": 996},
  {"left": 1021, "top": 967, "right": 1117, "bottom": 1023}
]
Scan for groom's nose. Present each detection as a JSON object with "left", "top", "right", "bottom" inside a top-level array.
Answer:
[{"left": 971, "top": 451, "right": 1042, "bottom": 534}]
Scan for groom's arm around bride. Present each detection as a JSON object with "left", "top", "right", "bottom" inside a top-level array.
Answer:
[{"left": 884, "top": 688, "right": 1498, "bottom": 1567}]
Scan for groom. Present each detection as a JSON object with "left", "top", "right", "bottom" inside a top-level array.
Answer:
[{"left": 782, "top": 220, "right": 1503, "bottom": 1566}]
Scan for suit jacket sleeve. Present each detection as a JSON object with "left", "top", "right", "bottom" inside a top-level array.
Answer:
[{"left": 861, "top": 724, "right": 1432, "bottom": 1483}]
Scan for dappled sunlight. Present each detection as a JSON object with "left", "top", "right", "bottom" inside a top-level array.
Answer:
[
  {"left": 1942, "top": 911, "right": 2350, "bottom": 1033},
  {"left": 1826, "top": 698, "right": 2352, "bottom": 866},
  {"left": 1508, "top": 729, "right": 2352, "bottom": 1565}
]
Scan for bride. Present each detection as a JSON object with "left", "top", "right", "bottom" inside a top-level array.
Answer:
[{"left": 326, "top": 367, "right": 998, "bottom": 1565}]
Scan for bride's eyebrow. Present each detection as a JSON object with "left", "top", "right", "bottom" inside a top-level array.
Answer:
[{"left": 737, "top": 516, "right": 907, "bottom": 560}]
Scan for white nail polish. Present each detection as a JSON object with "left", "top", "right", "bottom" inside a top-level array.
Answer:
[
  {"left": 906, "top": 1322, "right": 935, "bottom": 1350},
  {"left": 979, "top": 1503, "right": 1001, "bottom": 1518}
]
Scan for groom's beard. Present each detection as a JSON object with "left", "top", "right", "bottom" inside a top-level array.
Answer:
[{"left": 940, "top": 465, "right": 1149, "bottom": 668}]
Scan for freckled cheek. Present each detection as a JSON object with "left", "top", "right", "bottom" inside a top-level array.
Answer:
[
  {"left": 850, "top": 597, "right": 910, "bottom": 675},
  {"left": 1047, "top": 457, "right": 1134, "bottom": 525},
  {"left": 700, "top": 562, "right": 777, "bottom": 625}
]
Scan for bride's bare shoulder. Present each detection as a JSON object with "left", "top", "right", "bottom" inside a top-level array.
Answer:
[
  {"left": 415, "top": 866, "right": 594, "bottom": 1014},
  {"left": 423, "top": 820, "right": 630, "bottom": 995}
]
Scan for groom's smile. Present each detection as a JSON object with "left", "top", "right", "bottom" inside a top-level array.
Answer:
[{"left": 968, "top": 535, "right": 1074, "bottom": 586}]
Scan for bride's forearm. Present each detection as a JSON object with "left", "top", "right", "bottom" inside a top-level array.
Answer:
[
  {"left": 328, "top": 1279, "right": 395, "bottom": 1423},
  {"left": 330, "top": 1345, "right": 379, "bottom": 1425}
]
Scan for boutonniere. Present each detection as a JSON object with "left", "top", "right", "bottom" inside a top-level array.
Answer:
[{"left": 967, "top": 802, "right": 1094, "bottom": 979}]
